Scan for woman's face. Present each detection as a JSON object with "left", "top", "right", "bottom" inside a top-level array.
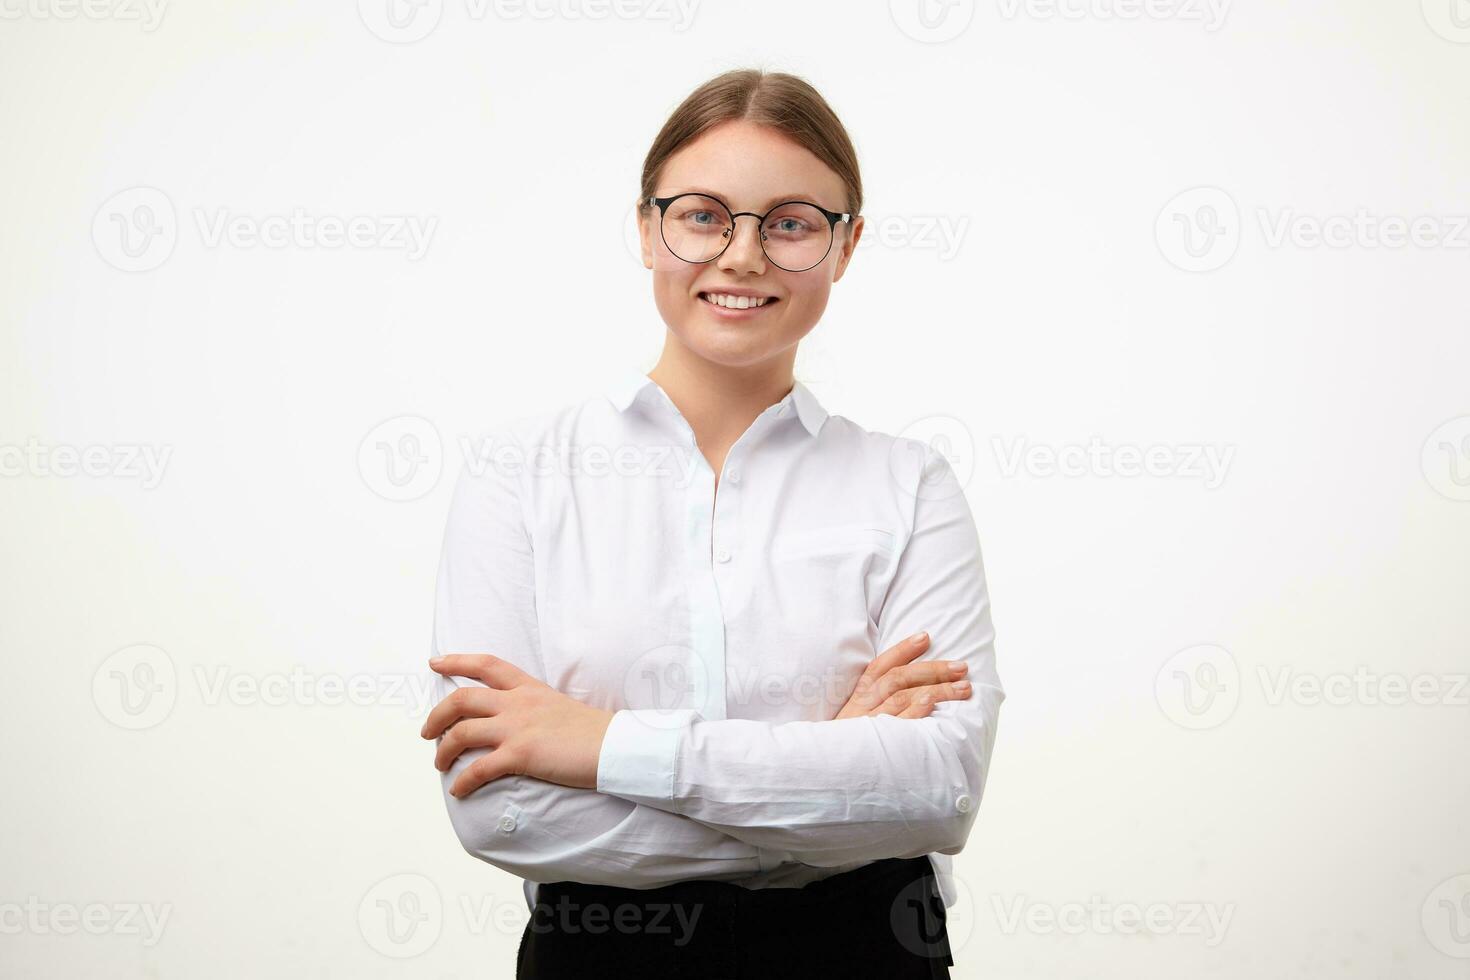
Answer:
[{"left": 638, "top": 119, "right": 864, "bottom": 370}]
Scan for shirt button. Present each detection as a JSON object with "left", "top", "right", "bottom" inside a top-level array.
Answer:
[
  {"left": 954, "top": 794, "right": 972, "bottom": 814},
  {"left": 715, "top": 549, "right": 731, "bottom": 563},
  {"left": 498, "top": 814, "right": 518, "bottom": 833},
  {"left": 727, "top": 470, "right": 741, "bottom": 484}
]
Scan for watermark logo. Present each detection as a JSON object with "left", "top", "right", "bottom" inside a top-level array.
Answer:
[
  {"left": 1422, "top": 0, "right": 1470, "bottom": 43},
  {"left": 1422, "top": 874, "right": 1470, "bottom": 958},
  {"left": 891, "top": 870, "right": 976, "bottom": 959},
  {"left": 890, "top": 0, "right": 975, "bottom": 43},
  {"left": 1157, "top": 647, "right": 1469, "bottom": 728},
  {"left": 1155, "top": 644, "right": 1240, "bottom": 730},
  {"left": 359, "top": 416, "right": 444, "bottom": 502},
  {"left": 1156, "top": 186, "right": 1240, "bottom": 273},
  {"left": 359, "top": 873, "right": 442, "bottom": 958},
  {"left": 94, "top": 649, "right": 442, "bottom": 727},
  {"left": 92, "top": 187, "right": 437, "bottom": 271},
  {"left": 1160, "top": 187, "right": 1470, "bottom": 271},
  {"left": 92, "top": 187, "right": 177, "bottom": 273},
  {"left": 1421, "top": 415, "right": 1470, "bottom": 501},
  {"left": 358, "top": 0, "right": 444, "bottom": 42},
  {"left": 92, "top": 644, "right": 178, "bottom": 730},
  {"left": 619, "top": 644, "right": 712, "bottom": 730},
  {"left": 890, "top": 415, "right": 976, "bottom": 501}
]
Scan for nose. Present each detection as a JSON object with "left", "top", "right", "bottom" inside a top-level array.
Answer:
[{"left": 716, "top": 214, "right": 767, "bottom": 275}]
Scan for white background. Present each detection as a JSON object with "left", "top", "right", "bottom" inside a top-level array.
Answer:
[{"left": 2, "top": 0, "right": 1468, "bottom": 976}]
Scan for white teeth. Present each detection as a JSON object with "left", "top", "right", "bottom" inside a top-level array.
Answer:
[{"left": 703, "top": 292, "right": 770, "bottom": 309}]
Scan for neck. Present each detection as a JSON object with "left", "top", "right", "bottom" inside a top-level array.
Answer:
[{"left": 647, "top": 341, "right": 796, "bottom": 455}]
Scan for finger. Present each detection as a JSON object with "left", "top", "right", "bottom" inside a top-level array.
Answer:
[
  {"left": 866, "top": 658, "right": 967, "bottom": 708},
  {"left": 848, "top": 632, "right": 932, "bottom": 709},
  {"left": 891, "top": 658, "right": 968, "bottom": 691},
  {"left": 878, "top": 681, "right": 971, "bottom": 718},
  {"left": 429, "top": 653, "right": 536, "bottom": 691},
  {"left": 864, "top": 631, "right": 931, "bottom": 680},
  {"left": 449, "top": 748, "right": 517, "bottom": 798},
  {"left": 435, "top": 717, "right": 506, "bottom": 771},
  {"left": 421, "top": 685, "right": 503, "bottom": 739},
  {"left": 895, "top": 692, "right": 937, "bottom": 719}
]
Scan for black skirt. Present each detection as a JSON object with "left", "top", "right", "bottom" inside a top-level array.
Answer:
[{"left": 515, "top": 855, "right": 954, "bottom": 979}]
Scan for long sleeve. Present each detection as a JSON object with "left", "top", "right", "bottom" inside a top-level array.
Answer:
[
  {"left": 596, "top": 443, "right": 1005, "bottom": 867},
  {"left": 429, "top": 428, "right": 786, "bottom": 889}
]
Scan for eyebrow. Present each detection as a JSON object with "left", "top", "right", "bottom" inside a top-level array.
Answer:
[{"left": 671, "top": 187, "right": 833, "bottom": 211}]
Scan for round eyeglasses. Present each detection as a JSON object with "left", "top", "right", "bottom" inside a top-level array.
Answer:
[{"left": 645, "top": 193, "right": 853, "bottom": 273}]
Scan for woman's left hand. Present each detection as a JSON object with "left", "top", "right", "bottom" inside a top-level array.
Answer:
[{"left": 421, "top": 654, "right": 615, "bottom": 797}]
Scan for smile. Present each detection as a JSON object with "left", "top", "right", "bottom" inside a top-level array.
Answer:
[{"left": 699, "top": 292, "right": 779, "bottom": 311}]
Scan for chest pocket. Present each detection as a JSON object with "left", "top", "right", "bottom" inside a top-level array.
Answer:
[
  {"left": 770, "top": 524, "right": 897, "bottom": 564},
  {"left": 768, "top": 524, "right": 898, "bottom": 633}
]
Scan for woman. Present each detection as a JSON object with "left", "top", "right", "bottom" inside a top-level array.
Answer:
[{"left": 420, "top": 68, "right": 1004, "bottom": 978}]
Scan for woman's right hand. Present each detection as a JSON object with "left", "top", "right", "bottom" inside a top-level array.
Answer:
[{"left": 834, "top": 631, "right": 971, "bottom": 720}]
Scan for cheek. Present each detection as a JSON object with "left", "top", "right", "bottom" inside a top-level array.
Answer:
[
  {"left": 647, "top": 227, "right": 698, "bottom": 277},
  {"left": 649, "top": 244, "right": 689, "bottom": 275},
  {"left": 780, "top": 283, "right": 833, "bottom": 324}
]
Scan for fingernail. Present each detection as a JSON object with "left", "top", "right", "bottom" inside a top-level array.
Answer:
[
  {"left": 429, "top": 656, "right": 444, "bottom": 666},
  {"left": 910, "top": 631, "right": 928, "bottom": 646},
  {"left": 949, "top": 662, "right": 968, "bottom": 675},
  {"left": 955, "top": 681, "right": 971, "bottom": 693}
]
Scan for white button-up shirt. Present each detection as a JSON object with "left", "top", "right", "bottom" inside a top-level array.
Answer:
[{"left": 429, "top": 371, "right": 1004, "bottom": 912}]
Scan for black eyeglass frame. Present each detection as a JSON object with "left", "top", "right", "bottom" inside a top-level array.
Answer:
[{"left": 644, "top": 192, "right": 854, "bottom": 272}]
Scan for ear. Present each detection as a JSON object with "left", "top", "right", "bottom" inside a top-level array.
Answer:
[
  {"left": 830, "top": 215, "right": 864, "bottom": 284},
  {"left": 637, "top": 203, "right": 656, "bottom": 271}
]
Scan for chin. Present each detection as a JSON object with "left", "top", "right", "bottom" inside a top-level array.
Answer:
[{"left": 682, "top": 332, "right": 781, "bottom": 368}]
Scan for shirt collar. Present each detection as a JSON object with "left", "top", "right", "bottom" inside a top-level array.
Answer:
[{"left": 605, "top": 370, "right": 829, "bottom": 438}]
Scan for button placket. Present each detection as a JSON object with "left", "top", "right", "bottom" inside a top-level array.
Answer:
[
  {"left": 654, "top": 391, "right": 791, "bottom": 725},
  {"left": 676, "top": 421, "right": 728, "bottom": 722}
]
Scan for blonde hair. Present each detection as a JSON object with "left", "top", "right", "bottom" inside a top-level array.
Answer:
[{"left": 638, "top": 69, "right": 863, "bottom": 218}]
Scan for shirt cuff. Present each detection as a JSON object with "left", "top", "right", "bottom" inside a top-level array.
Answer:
[{"left": 595, "top": 708, "right": 696, "bottom": 806}]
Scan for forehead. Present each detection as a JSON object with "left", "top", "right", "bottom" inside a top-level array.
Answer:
[{"left": 658, "top": 119, "right": 846, "bottom": 210}]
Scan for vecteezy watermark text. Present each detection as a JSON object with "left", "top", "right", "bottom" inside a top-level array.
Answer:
[
  {"left": 0, "top": 0, "right": 167, "bottom": 30},
  {"left": 0, "top": 899, "right": 171, "bottom": 947},
  {"left": 1156, "top": 644, "right": 1470, "bottom": 730},
  {"left": 991, "top": 895, "right": 1235, "bottom": 946},
  {"left": 991, "top": 435, "right": 1235, "bottom": 488},
  {"left": 0, "top": 439, "right": 171, "bottom": 489},
  {"left": 93, "top": 187, "right": 437, "bottom": 272},
  {"left": 995, "top": 0, "right": 1230, "bottom": 31},
  {"left": 1157, "top": 186, "right": 1470, "bottom": 272}
]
